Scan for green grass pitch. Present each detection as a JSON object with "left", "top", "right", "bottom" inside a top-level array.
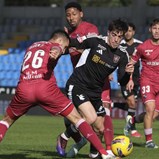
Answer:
[{"left": 0, "top": 115, "right": 158, "bottom": 159}]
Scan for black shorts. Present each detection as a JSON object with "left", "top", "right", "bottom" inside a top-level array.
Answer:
[
  {"left": 66, "top": 83, "right": 106, "bottom": 117},
  {"left": 121, "top": 84, "right": 140, "bottom": 99}
]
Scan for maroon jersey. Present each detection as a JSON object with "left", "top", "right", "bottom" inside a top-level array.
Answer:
[
  {"left": 7, "top": 41, "right": 74, "bottom": 118},
  {"left": 20, "top": 41, "right": 58, "bottom": 82},
  {"left": 131, "top": 39, "right": 159, "bottom": 84},
  {"left": 68, "top": 21, "right": 99, "bottom": 67}
]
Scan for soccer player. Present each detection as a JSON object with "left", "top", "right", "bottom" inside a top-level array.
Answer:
[
  {"left": 0, "top": 30, "right": 115, "bottom": 159},
  {"left": 120, "top": 22, "right": 142, "bottom": 138},
  {"left": 56, "top": 2, "right": 115, "bottom": 158},
  {"left": 127, "top": 18, "right": 159, "bottom": 148},
  {"left": 58, "top": 19, "right": 134, "bottom": 158}
]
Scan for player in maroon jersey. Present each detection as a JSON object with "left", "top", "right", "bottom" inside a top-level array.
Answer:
[
  {"left": 0, "top": 30, "right": 115, "bottom": 159},
  {"left": 64, "top": 2, "right": 99, "bottom": 68},
  {"left": 56, "top": 2, "right": 115, "bottom": 158},
  {"left": 126, "top": 18, "right": 159, "bottom": 148}
]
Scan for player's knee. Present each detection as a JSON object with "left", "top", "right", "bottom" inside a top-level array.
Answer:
[{"left": 86, "top": 116, "right": 97, "bottom": 125}]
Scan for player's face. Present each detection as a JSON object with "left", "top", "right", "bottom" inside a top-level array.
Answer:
[
  {"left": 149, "top": 23, "right": 159, "bottom": 41},
  {"left": 65, "top": 8, "right": 83, "bottom": 28},
  {"left": 50, "top": 47, "right": 62, "bottom": 60},
  {"left": 124, "top": 26, "right": 135, "bottom": 41},
  {"left": 107, "top": 30, "right": 124, "bottom": 48},
  {"left": 58, "top": 38, "right": 70, "bottom": 54}
]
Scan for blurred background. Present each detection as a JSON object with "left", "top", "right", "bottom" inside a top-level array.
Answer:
[{"left": 0, "top": 0, "right": 158, "bottom": 116}]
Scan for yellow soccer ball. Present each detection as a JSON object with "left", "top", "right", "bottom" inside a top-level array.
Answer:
[{"left": 111, "top": 135, "right": 133, "bottom": 157}]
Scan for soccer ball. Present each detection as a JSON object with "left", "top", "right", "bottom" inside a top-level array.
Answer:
[{"left": 111, "top": 135, "right": 133, "bottom": 157}]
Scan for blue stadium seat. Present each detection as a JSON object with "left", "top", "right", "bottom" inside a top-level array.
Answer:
[
  {"left": 8, "top": 48, "right": 15, "bottom": 54},
  {"left": 5, "top": 72, "right": 13, "bottom": 79},
  {"left": 0, "top": 79, "right": 8, "bottom": 86},
  {"left": 0, "top": 71, "right": 6, "bottom": 79}
]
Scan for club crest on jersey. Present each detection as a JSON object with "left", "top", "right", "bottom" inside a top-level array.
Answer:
[{"left": 113, "top": 55, "right": 120, "bottom": 63}]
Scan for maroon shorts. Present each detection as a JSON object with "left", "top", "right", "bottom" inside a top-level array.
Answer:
[
  {"left": 140, "top": 77, "right": 159, "bottom": 111},
  {"left": 7, "top": 78, "right": 74, "bottom": 119}
]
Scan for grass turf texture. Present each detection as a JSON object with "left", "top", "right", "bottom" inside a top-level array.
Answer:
[{"left": 0, "top": 115, "right": 158, "bottom": 159}]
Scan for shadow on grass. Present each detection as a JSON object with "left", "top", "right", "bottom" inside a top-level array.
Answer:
[
  {"left": 0, "top": 149, "right": 89, "bottom": 159},
  {"left": 133, "top": 142, "right": 145, "bottom": 148}
]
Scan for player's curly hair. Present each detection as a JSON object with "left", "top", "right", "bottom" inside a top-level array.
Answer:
[
  {"left": 108, "top": 18, "right": 128, "bottom": 34},
  {"left": 150, "top": 18, "right": 159, "bottom": 27}
]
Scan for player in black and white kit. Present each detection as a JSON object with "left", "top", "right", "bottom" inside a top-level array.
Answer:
[
  {"left": 61, "top": 19, "right": 134, "bottom": 159},
  {"left": 120, "top": 22, "right": 142, "bottom": 138},
  {"left": 66, "top": 19, "right": 134, "bottom": 158}
]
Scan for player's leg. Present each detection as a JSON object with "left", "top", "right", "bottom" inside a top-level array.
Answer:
[
  {"left": 144, "top": 101, "right": 158, "bottom": 148},
  {"left": 144, "top": 94, "right": 159, "bottom": 148},
  {"left": 64, "top": 117, "right": 84, "bottom": 143},
  {"left": 139, "top": 81, "right": 158, "bottom": 148},
  {"left": 62, "top": 105, "right": 110, "bottom": 158},
  {"left": 88, "top": 80, "right": 114, "bottom": 158},
  {"left": 121, "top": 86, "right": 141, "bottom": 137},
  {"left": 0, "top": 107, "right": 16, "bottom": 142},
  {"left": 102, "top": 82, "right": 114, "bottom": 155},
  {"left": 89, "top": 91, "right": 115, "bottom": 158},
  {"left": 104, "top": 106, "right": 114, "bottom": 156},
  {"left": 62, "top": 117, "right": 87, "bottom": 158},
  {"left": 58, "top": 101, "right": 95, "bottom": 157},
  {"left": 0, "top": 93, "right": 32, "bottom": 142},
  {"left": 56, "top": 102, "right": 97, "bottom": 157},
  {"left": 56, "top": 85, "right": 97, "bottom": 157}
]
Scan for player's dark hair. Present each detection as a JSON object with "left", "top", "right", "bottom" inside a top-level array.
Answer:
[
  {"left": 65, "top": 1, "right": 82, "bottom": 11},
  {"left": 108, "top": 19, "right": 128, "bottom": 34},
  {"left": 50, "top": 30, "right": 70, "bottom": 43},
  {"left": 150, "top": 18, "right": 159, "bottom": 27},
  {"left": 128, "top": 22, "right": 136, "bottom": 31}
]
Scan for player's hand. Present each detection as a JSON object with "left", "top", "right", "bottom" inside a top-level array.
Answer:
[
  {"left": 49, "top": 47, "right": 62, "bottom": 60},
  {"left": 108, "top": 74, "right": 113, "bottom": 81},
  {"left": 125, "top": 63, "right": 134, "bottom": 74},
  {"left": 126, "top": 79, "right": 134, "bottom": 92}
]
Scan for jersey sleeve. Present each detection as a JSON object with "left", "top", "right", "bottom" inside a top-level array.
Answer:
[{"left": 131, "top": 44, "right": 142, "bottom": 63}]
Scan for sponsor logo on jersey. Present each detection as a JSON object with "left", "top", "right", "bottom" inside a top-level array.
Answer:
[
  {"left": 113, "top": 55, "right": 120, "bottom": 63},
  {"left": 92, "top": 55, "right": 100, "bottom": 63},
  {"left": 147, "top": 61, "right": 159, "bottom": 66},
  {"left": 23, "top": 71, "right": 42, "bottom": 80},
  {"left": 145, "top": 49, "right": 153, "bottom": 56}
]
